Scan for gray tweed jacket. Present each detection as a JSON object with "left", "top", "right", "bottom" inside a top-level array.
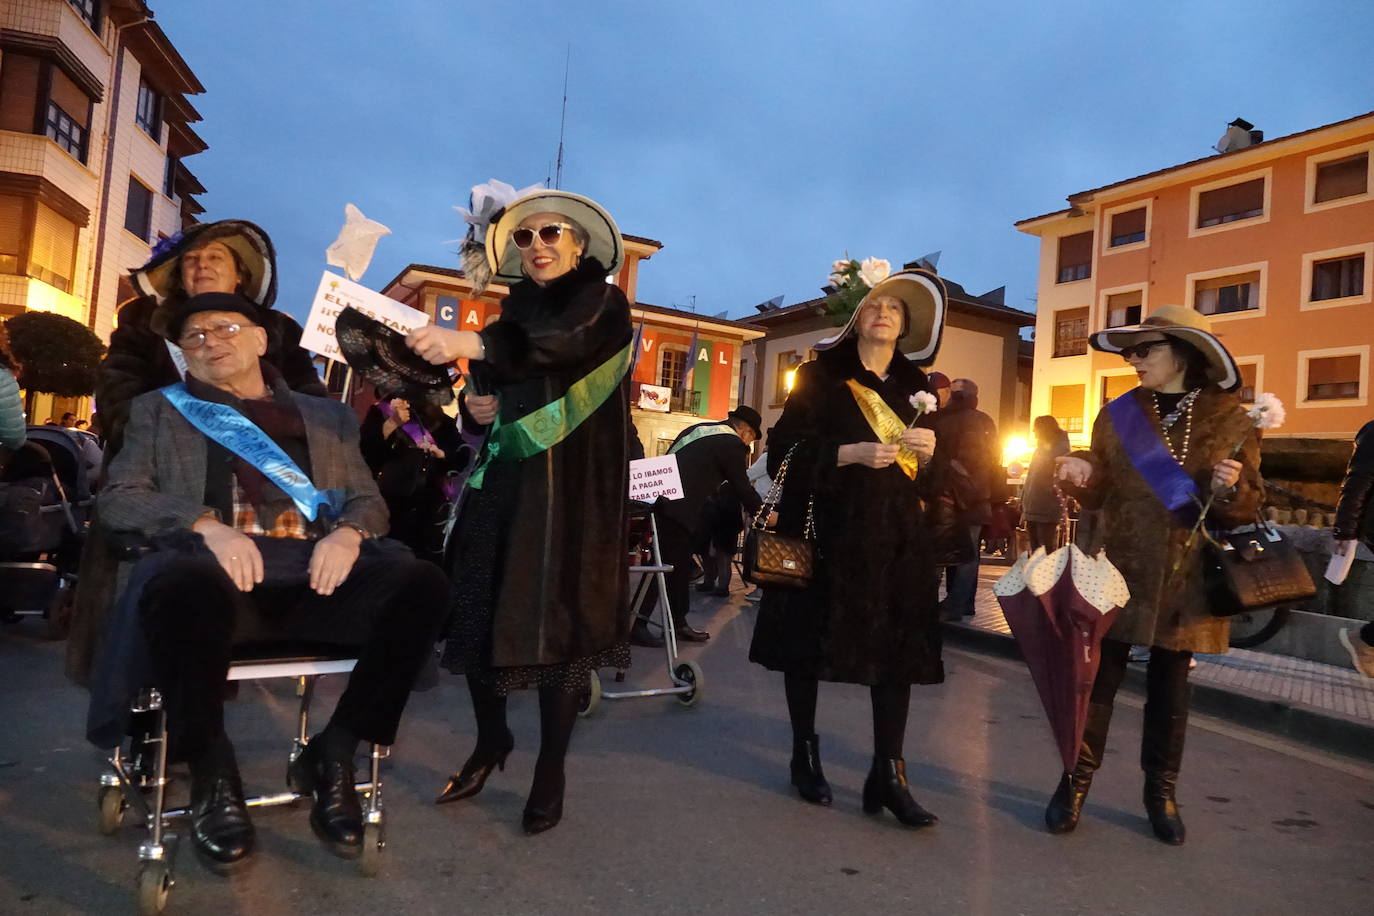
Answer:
[{"left": 99, "top": 381, "right": 388, "bottom": 539}]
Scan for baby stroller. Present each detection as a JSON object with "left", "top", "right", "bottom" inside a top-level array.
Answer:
[{"left": 0, "top": 426, "right": 95, "bottom": 638}]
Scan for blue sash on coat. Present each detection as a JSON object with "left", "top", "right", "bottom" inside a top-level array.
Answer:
[{"left": 1105, "top": 392, "right": 1200, "bottom": 525}]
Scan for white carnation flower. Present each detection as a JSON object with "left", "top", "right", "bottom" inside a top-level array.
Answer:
[
  {"left": 858, "top": 257, "right": 891, "bottom": 288},
  {"left": 1246, "top": 392, "right": 1286, "bottom": 430},
  {"left": 831, "top": 259, "right": 853, "bottom": 274}
]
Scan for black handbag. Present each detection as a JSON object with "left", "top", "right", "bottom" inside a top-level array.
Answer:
[
  {"left": 1203, "top": 515, "right": 1316, "bottom": 617},
  {"left": 742, "top": 446, "right": 815, "bottom": 590}
]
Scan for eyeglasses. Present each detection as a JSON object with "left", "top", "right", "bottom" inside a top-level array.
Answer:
[
  {"left": 178, "top": 322, "right": 255, "bottom": 350},
  {"left": 510, "top": 223, "right": 573, "bottom": 249},
  {"left": 1119, "top": 339, "right": 1170, "bottom": 361}
]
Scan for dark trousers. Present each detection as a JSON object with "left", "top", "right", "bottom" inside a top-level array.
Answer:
[
  {"left": 140, "top": 546, "right": 448, "bottom": 759},
  {"left": 1026, "top": 521, "right": 1059, "bottom": 552},
  {"left": 654, "top": 512, "right": 695, "bottom": 627},
  {"left": 943, "top": 525, "right": 983, "bottom": 616}
]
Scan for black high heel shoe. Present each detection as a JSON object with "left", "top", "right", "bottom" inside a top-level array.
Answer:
[
  {"left": 522, "top": 768, "right": 565, "bottom": 835},
  {"left": 790, "top": 735, "right": 832, "bottom": 806},
  {"left": 435, "top": 731, "right": 515, "bottom": 805},
  {"left": 862, "top": 757, "right": 938, "bottom": 828}
]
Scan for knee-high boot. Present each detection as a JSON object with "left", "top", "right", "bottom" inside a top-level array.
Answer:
[
  {"left": 1046, "top": 638, "right": 1130, "bottom": 834},
  {"left": 1141, "top": 647, "right": 1191, "bottom": 845}
]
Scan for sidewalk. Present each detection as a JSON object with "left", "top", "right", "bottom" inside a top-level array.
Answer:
[{"left": 947, "top": 567, "right": 1374, "bottom": 763}]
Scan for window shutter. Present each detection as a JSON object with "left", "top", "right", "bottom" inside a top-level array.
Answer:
[
  {"left": 1197, "top": 178, "right": 1265, "bottom": 225},
  {"left": 0, "top": 53, "right": 42, "bottom": 133},
  {"left": 47, "top": 66, "right": 90, "bottom": 128},
  {"left": 0, "top": 194, "right": 26, "bottom": 265},
  {"left": 1110, "top": 208, "right": 1146, "bottom": 243},
  {"left": 29, "top": 202, "right": 77, "bottom": 291},
  {"left": 1314, "top": 154, "right": 1368, "bottom": 203}
]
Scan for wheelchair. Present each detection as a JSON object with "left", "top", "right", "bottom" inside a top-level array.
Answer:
[{"left": 96, "top": 646, "right": 390, "bottom": 914}]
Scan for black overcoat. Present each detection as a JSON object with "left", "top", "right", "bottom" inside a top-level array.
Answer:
[
  {"left": 453, "top": 259, "right": 631, "bottom": 667},
  {"left": 748, "top": 339, "right": 945, "bottom": 686},
  {"left": 655, "top": 420, "right": 763, "bottom": 533}
]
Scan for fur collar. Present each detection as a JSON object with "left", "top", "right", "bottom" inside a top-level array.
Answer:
[{"left": 504, "top": 257, "right": 609, "bottom": 309}]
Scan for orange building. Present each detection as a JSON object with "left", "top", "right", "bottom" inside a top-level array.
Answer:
[
  {"left": 1017, "top": 111, "right": 1374, "bottom": 444},
  {"left": 375, "top": 233, "right": 763, "bottom": 455}
]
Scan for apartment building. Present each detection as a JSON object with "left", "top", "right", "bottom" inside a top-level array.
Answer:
[
  {"left": 1, "top": 0, "right": 206, "bottom": 351},
  {"left": 1017, "top": 111, "right": 1374, "bottom": 444}
]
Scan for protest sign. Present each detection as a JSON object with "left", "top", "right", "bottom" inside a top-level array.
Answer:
[
  {"left": 628, "top": 455, "right": 684, "bottom": 501},
  {"left": 300, "top": 270, "right": 429, "bottom": 364}
]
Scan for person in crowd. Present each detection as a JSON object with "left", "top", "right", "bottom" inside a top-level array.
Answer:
[
  {"left": 935, "top": 377, "right": 1000, "bottom": 619},
  {"left": 1021, "top": 415, "right": 1071, "bottom": 551},
  {"left": 1050, "top": 305, "right": 1260, "bottom": 845},
  {"left": 1335, "top": 417, "right": 1374, "bottom": 676},
  {"left": 98, "top": 291, "right": 447, "bottom": 871},
  {"left": 406, "top": 186, "right": 633, "bottom": 835},
  {"left": 743, "top": 449, "right": 773, "bottom": 602},
  {"left": 654, "top": 406, "right": 767, "bottom": 641},
  {"left": 0, "top": 346, "right": 26, "bottom": 454},
  {"left": 359, "top": 393, "right": 466, "bottom": 562},
  {"left": 926, "top": 370, "right": 952, "bottom": 408},
  {"left": 59, "top": 412, "right": 78, "bottom": 428},
  {"left": 68, "top": 220, "right": 326, "bottom": 686},
  {"left": 749, "top": 269, "right": 948, "bottom": 828},
  {"left": 75, "top": 419, "right": 89, "bottom": 430},
  {"left": 695, "top": 481, "right": 745, "bottom": 597}
]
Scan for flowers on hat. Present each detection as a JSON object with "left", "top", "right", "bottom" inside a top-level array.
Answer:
[
  {"left": 823, "top": 254, "right": 892, "bottom": 325},
  {"left": 150, "top": 231, "right": 183, "bottom": 261}
]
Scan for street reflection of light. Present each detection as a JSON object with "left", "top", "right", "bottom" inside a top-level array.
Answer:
[{"left": 784, "top": 368, "right": 797, "bottom": 392}]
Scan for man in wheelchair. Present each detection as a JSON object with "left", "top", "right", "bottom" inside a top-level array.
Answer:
[{"left": 98, "top": 291, "right": 447, "bottom": 872}]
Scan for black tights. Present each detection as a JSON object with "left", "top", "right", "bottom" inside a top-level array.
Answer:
[
  {"left": 466, "top": 675, "right": 580, "bottom": 799},
  {"left": 784, "top": 673, "right": 911, "bottom": 759}
]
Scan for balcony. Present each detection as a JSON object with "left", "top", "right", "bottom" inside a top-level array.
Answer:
[{"left": 669, "top": 390, "right": 702, "bottom": 414}]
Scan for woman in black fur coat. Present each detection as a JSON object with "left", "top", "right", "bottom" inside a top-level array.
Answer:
[{"left": 749, "top": 268, "right": 950, "bottom": 828}]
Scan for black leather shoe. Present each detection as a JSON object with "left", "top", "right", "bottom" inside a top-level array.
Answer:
[
  {"left": 790, "top": 735, "right": 832, "bottom": 806},
  {"left": 695, "top": 582, "right": 716, "bottom": 593},
  {"left": 522, "top": 770, "right": 565, "bottom": 836},
  {"left": 289, "top": 742, "right": 363, "bottom": 858},
  {"left": 862, "top": 757, "right": 937, "bottom": 828},
  {"left": 1045, "top": 770, "right": 1093, "bottom": 834},
  {"left": 628, "top": 620, "right": 665, "bottom": 649},
  {"left": 1144, "top": 782, "right": 1186, "bottom": 845},
  {"left": 709, "top": 587, "right": 730, "bottom": 598},
  {"left": 435, "top": 730, "right": 515, "bottom": 804},
  {"left": 190, "top": 767, "right": 256, "bottom": 874},
  {"left": 675, "top": 623, "right": 711, "bottom": 643}
]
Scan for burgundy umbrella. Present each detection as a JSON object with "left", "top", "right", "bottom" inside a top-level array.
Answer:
[{"left": 994, "top": 546, "right": 1129, "bottom": 772}]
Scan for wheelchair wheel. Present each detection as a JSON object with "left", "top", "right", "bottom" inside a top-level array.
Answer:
[
  {"left": 578, "top": 671, "right": 602, "bottom": 718},
  {"left": 97, "top": 784, "right": 126, "bottom": 835},
  {"left": 358, "top": 821, "right": 385, "bottom": 877},
  {"left": 137, "top": 860, "right": 172, "bottom": 915},
  {"left": 673, "top": 660, "right": 704, "bottom": 707}
]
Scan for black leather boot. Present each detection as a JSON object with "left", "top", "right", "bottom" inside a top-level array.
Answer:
[
  {"left": 435, "top": 729, "right": 515, "bottom": 804},
  {"left": 862, "top": 757, "right": 937, "bottom": 828},
  {"left": 1142, "top": 712, "right": 1188, "bottom": 846},
  {"left": 288, "top": 741, "right": 363, "bottom": 858},
  {"left": 1045, "top": 700, "right": 1113, "bottom": 834},
  {"left": 789, "top": 735, "right": 832, "bottom": 806},
  {"left": 189, "top": 738, "right": 255, "bottom": 874}
]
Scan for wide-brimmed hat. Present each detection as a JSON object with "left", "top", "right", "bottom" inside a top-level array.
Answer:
[
  {"left": 815, "top": 268, "right": 947, "bottom": 365},
  {"left": 160, "top": 292, "right": 265, "bottom": 343},
  {"left": 485, "top": 189, "right": 623, "bottom": 286},
  {"left": 130, "top": 220, "right": 277, "bottom": 338},
  {"left": 335, "top": 306, "right": 455, "bottom": 406},
  {"left": 727, "top": 405, "right": 763, "bottom": 440},
  {"left": 1090, "top": 305, "right": 1240, "bottom": 391}
]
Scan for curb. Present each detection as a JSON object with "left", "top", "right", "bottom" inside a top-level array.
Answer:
[{"left": 943, "top": 621, "right": 1374, "bottom": 766}]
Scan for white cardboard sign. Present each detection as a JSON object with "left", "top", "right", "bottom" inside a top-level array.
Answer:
[
  {"left": 300, "top": 270, "right": 430, "bottom": 364},
  {"left": 628, "top": 455, "right": 684, "bottom": 501}
]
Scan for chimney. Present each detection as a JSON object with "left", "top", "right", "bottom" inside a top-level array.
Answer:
[{"left": 1214, "top": 117, "right": 1263, "bottom": 154}]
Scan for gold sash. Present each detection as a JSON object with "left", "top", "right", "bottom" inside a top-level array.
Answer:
[{"left": 845, "top": 379, "right": 920, "bottom": 479}]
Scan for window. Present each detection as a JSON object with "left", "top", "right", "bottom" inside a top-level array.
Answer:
[
  {"left": 0, "top": 195, "right": 24, "bottom": 276},
  {"left": 124, "top": 178, "right": 153, "bottom": 242},
  {"left": 1109, "top": 207, "right": 1146, "bottom": 247},
  {"left": 1052, "top": 307, "right": 1089, "bottom": 357},
  {"left": 1056, "top": 232, "right": 1092, "bottom": 283},
  {"left": 1196, "top": 177, "right": 1265, "bottom": 228},
  {"left": 0, "top": 54, "right": 93, "bottom": 163},
  {"left": 1305, "top": 355, "right": 1361, "bottom": 401},
  {"left": 1100, "top": 374, "right": 1135, "bottom": 405},
  {"left": 1314, "top": 153, "right": 1368, "bottom": 204},
  {"left": 1311, "top": 254, "right": 1365, "bottom": 302},
  {"left": 773, "top": 351, "right": 802, "bottom": 405},
  {"left": 1237, "top": 363, "right": 1258, "bottom": 403},
  {"left": 1194, "top": 270, "right": 1260, "bottom": 316},
  {"left": 1104, "top": 290, "right": 1142, "bottom": 328},
  {"left": 135, "top": 79, "right": 162, "bottom": 139},
  {"left": 1050, "top": 384, "right": 1085, "bottom": 434},
  {"left": 0, "top": 53, "right": 42, "bottom": 134},
  {"left": 658, "top": 346, "right": 688, "bottom": 391},
  {"left": 28, "top": 203, "right": 78, "bottom": 293},
  {"left": 66, "top": 0, "right": 101, "bottom": 34},
  {"left": 163, "top": 154, "right": 179, "bottom": 198}
]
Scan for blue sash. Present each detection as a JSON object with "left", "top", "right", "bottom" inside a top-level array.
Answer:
[
  {"left": 1106, "top": 392, "right": 1199, "bottom": 524},
  {"left": 161, "top": 383, "right": 343, "bottom": 522}
]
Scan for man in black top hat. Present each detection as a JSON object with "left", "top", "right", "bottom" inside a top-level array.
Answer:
[{"left": 649, "top": 406, "right": 771, "bottom": 642}]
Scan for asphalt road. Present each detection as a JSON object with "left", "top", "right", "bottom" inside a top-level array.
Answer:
[{"left": 3, "top": 593, "right": 1372, "bottom": 915}]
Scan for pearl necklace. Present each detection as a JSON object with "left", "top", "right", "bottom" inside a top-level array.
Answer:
[{"left": 1153, "top": 389, "right": 1200, "bottom": 464}]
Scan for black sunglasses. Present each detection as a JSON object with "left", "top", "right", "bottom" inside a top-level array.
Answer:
[
  {"left": 1119, "top": 339, "right": 1171, "bottom": 361},
  {"left": 510, "top": 223, "right": 572, "bottom": 249}
]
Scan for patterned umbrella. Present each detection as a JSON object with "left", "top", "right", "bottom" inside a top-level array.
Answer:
[{"left": 994, "top": 545, "right": 1130, "bottom": 772}]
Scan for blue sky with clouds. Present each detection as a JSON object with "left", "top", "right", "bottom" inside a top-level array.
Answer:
[{"left": 153, "top": 0, "right": 1372, "bottom": 325}]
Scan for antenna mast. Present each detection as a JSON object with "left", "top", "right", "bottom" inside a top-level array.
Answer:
[{"left": 554, "top": 46, "right": 570, "bottom": 189}]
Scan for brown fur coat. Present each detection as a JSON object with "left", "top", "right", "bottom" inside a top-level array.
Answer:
[{"left": 1074, "top": 387, "right": 1262, "bottom": 654}]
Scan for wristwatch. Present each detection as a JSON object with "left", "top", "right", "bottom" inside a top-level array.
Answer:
[{"left": 331, "top": 520, "right": 371, "bottom": 539}]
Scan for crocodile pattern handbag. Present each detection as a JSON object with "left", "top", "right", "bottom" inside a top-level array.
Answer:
[
  {"left": 742, "top": 446, "right": 815, "bottom": 590},
  {"left": 1204, "top": 516, "right": 1316, "bottom": 617}
]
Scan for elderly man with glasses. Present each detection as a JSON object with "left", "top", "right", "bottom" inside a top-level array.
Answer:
[{"left": 97, "top": 291, "right": 447, "bottom": 874}]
